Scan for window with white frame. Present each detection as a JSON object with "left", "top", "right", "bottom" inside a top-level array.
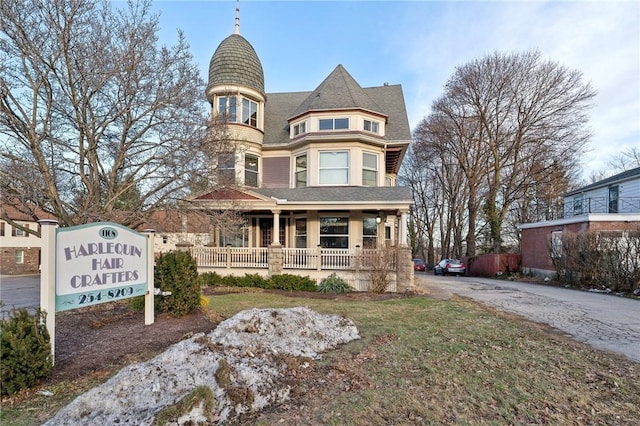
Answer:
[
  {"left": 319, "top": 151, "right": 349, "bottom": 185},
  {"left": 362, "top": 152, "right": 378, "bottom": 186},
  {"left": 244, "top": 154, "right": 259, "bottom": 187},
  {"left": 12, "top": 223, "right": 28, "bottom": 237},
  {"left": 319, "top": 118, "right": 349, "bottom": 131},
  {"left": 293, "top": 121, "right": 306, "bottom": 137},
  {"left": 362, "top": 217, "right": 378, "bottom": 248},
  {"left": 15, "top": 250, "right": 24, "bottom": 264},
  {"left": 295, "top": 218, "right": 307, "bottom": 248},
  {"left": 319, "top": 217, "right": 349, "bottom": 248},
  {"left": 242, "top": 98, "right": 258, "bottom": 127},
  {"left": 218, "top": 96, "right": 237, "bottom": 122},
  {"left": 217, "top": 152, "right": 236, "bottom": 186},
  {"left": 364, "top": 119, "right": 379, "bottom": 133},
  {"left": 0, "top": 222, "right": 4, "bottom": 236},
  {"left": 219, "top": 224, "right": 249, "bottom": 247},
  {"left": 295, "top": 154, "right": 307, "bottom": 188}
]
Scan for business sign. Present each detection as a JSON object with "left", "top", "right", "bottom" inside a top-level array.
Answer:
[{"left": 55, "top": 222, "right": 148, "bottom": 311}]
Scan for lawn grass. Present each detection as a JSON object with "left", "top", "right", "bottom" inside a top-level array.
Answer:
[
  {"left": 206, "top": 292, "right": 640, "bottom": 425},
  {"left": 2, "top": 292, "right": 638, "bottom": 425}
]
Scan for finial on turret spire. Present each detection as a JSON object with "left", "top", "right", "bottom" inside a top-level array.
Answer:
[{"left": 234, "top": 0, "right": 240, "bottom": 34}]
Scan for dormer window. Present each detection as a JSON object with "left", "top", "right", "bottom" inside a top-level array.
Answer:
[
  {"left": 364, "top": 119, "right": 379, "bottom": 133},
  {"left": 293, "top": 121, "right": 306, "bottom": 136},
  {"left": 319, "top": 118, "right": 349, "bottom": 131}
]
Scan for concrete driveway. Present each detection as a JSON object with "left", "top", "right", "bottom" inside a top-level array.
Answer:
[{"left": 415, "top": 272, "right": 640, "bottom": 363}]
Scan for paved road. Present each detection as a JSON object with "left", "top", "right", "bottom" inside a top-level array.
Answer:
[
  {"left": 0, "top": 275, "right": 40, "bottom": 316},
  {"left": 415, "top": 273, "right": 640, "bottom": 363}
]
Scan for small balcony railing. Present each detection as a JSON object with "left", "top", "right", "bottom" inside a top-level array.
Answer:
[{"left": 565, "top": 197, "right": 640, "bottom": 216}]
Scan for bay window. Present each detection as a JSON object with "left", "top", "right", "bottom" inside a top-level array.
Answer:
[
  {"left": 363, "top": 152, "right": 378, "bottom": 186},
  {"left": 364, "top": 119, "right": 379, "bottom": 133},
  {"left": 295, "top": 154, "right": 307, "bottom": 188},
  {"left": 319, "top": 151, "right": 349, "bottom": 185},
  {"left": 319, "top": 118, "right": 349, "bottom": 130}
]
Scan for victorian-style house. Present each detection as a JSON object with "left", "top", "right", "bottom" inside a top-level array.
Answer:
[{"left": 177, "top": 20, "right": 414, "bottom": 290}]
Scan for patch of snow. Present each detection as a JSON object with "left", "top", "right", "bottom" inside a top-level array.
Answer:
[{"left": 43, "top": 307, "right": 360, "bottom": 425}]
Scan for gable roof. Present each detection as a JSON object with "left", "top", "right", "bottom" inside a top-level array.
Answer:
[
  {"left": 565, "top": 166, "right": 640, "bottom": 196},
  {"left": 263, "top": 66, "right": 411, "bottom": 146},
  {"left": 290, "top": 64, "right": 382, "bottom": 118}
]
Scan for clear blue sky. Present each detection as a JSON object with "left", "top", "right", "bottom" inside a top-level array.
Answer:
[{"left": 150, "top": 0, "right": 640, "bottom": 179}]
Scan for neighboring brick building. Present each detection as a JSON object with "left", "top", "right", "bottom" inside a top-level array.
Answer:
[
  {"left": 519, "top": 167, "right": 640, "bottom": 277},
  {"left": 0, "top": 204, "right": 45, "bottom": 275}
]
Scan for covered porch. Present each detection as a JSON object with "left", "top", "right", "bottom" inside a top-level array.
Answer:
[{"left": 182, "top": 186, "right": 415, "bottom": 291}]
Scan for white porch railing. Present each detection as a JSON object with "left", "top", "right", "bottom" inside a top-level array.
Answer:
[
  {"left": 282, "top": 248, "right": 359, "bottom": 270},
  {"left": 191, "top": 246, "right": 396, "bottom": 271},
  {"left": 191, "top": 247, "right": 268, "bottom": 269}
]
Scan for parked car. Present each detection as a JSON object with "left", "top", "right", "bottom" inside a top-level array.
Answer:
[
  {"left": 413, "top": 258, "right": 426, "bottom": 272},
  {"left": 434, "top": 259, "right": 466, "bottom": 276}
]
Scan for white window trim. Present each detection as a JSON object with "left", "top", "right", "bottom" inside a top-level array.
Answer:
[
  {"left": 294, "top": 153, "right": 308, "bottom": 188},
  {"left": 319, "top": 117, "right": 350, "bottom": 131},
  {"left": 364, "top": 119, "right": 379, "bottom": 133},
  {"left": 362, "top": 152, "right": 378, "bottom": 187},
  {"left": 293, "top": 121, "right": 307, "bottom": 137},
  {"left": 319, "top": 150, "right": 350, "bottom": 185}
]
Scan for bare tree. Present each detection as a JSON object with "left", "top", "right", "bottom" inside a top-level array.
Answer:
[
  {"left": 412, "top": 51, "right": 595, "bottom": 255},
  {"left": 609, "top": 147, "right": 640, "bottom": 173},
  {"left": 0, "top": 0, "right": 213, "bottom": 233}
]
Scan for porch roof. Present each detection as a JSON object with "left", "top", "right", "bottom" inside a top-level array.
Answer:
[
  {"left": 190, "top": 186, "right": 413, "bottom": 212},
  {"left": 254, "top": 186, "right": 412, "bottom": 203}
]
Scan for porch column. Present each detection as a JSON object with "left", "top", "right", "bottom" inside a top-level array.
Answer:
[
  {"left": 272, "top": 210, "right": 281, "bottom": 245},
  {"left": 399, "top": 210, "right": 409, "bottom": 246}
]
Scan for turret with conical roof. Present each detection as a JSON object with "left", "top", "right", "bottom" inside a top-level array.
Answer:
[{"left": 206, "top": 33, "right": 265, "bottom": 98}]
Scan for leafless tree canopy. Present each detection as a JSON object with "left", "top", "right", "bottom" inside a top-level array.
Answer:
[
  {"left": 405, "top": 50, "right": 596, "bottom": 257},
  {"left": 609, "top": 147, "right": 640, "bottom": 174},
  {"left": 0, "top": 0, "right": 215, "bottom": 231}
]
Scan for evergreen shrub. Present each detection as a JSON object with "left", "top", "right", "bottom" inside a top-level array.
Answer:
[
  {"left": 318, "top": 273, "right": 352, "bottom": 293},
  {"left": 0, "top": 308, "right": 53, "bottom": 396},
  {"left": 155, "top": 251, "right": 200, "bottom": 317}
]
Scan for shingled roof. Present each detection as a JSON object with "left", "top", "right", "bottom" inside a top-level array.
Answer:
[
  {"left": 254, "top": 186, "right": 412, "bottom": 203},
  {"left": 290, "top": 65, "right": 382, "bottom": 118},
  {"left": 263, "top": 65, "right": 411, "bottom": 146},
  {"left": 207, "top": 34, "right": 265, "bottom": 96}
]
